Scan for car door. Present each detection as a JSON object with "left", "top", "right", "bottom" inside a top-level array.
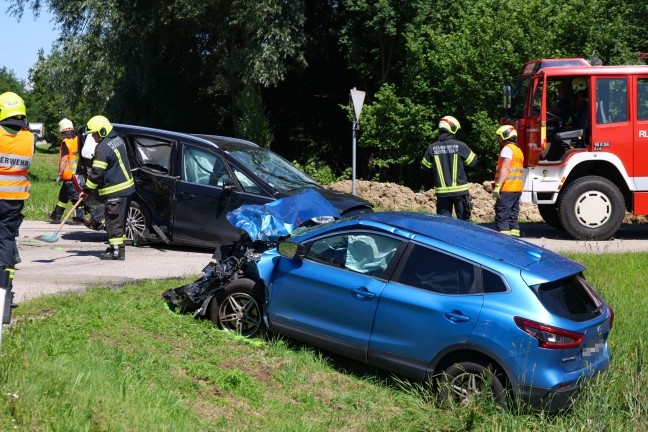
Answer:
[
  {"left": 172, "top": 144, "right": 271, "bottom": 246},
  {"left": 368, "top": 243, "right": 484, "bottom": 378},
  {"left": 267, "top": 231, "right": 402, "bottom": 363}
]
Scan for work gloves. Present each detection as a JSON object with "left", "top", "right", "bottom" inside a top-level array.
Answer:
[
  {"left": 492, "top": 184, "right": 502, "bottom": 199},
  {"left": 56, "top": 175, "right": 62, "bottom": 186}
]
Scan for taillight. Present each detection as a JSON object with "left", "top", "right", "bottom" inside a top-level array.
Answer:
[
  {"left": 608, "top": 306, "right": 614, "bottom": 330},
  {"left": 514, "top": 316, "right": 583, "bottom": 349}
]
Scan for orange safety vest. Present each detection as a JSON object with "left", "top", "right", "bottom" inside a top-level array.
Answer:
[
  {"left": 495, "top": 143, "right": 524, "bottom": 192},
  {"left": 0, "top": 126, "right": 33, "bottom": 200},
  {"left": 60, "top": 136, "right": 79, "bottom": 180}
]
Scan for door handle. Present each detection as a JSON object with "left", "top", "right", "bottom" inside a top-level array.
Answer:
[
  {"left": 351, "top": 287, "right": 375, "bottom": 300},
  {"left": 444, "top": 310, "right": 471, "bottom": 323},
  {"left": 177, "top": 192, "right": 195, "bottom": 200}
]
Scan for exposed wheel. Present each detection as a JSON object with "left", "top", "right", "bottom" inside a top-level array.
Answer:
[
  {"left": 125, "top": 201, "right": 150, "bottom": 245},
  {"left": 209, "top": 279, "right": 264, "bottom": 338},
  {"left": 558, "top": 176, "right": 624, "bottom": 240},
  {"left": 438, "top": 361, "right": 507, "bottom": 407},
  {"left": 537, "top": 204, "right": 563, "bottom": 231}
]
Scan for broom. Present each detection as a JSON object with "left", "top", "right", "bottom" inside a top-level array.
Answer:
[{"left": 35, "top": 196, "right": 85, "bottom": 243}]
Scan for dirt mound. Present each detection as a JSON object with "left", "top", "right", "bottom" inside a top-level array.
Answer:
[
  {"left": 327, "top": 180, "right": 648, "bottom": 225},
  {"left": 327, "top": 180, "right": 542, "bottom": 223}
]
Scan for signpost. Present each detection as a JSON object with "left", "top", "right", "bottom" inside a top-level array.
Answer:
[{"left": 349, "top": 88, "right": 365, "bottom": 195}]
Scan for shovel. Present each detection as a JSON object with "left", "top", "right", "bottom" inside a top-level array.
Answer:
[{"left": 35, "top": 196, "right": 84, "bottom": 243}]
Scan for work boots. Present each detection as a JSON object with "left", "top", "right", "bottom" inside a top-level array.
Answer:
[
  {"left": 99, "top": 245, "right": 125, "bottom": 261},
  {"left": 48, "top": 206, "right": 64, "bottom": 223}
]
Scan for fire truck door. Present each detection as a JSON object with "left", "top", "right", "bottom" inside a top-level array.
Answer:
[{"left": 634, "top": 77, "right": 648, "bottom": 188}]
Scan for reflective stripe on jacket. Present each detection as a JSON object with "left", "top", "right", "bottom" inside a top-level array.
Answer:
[
  {"left": 0, "top": 126, "right": 33, "bottom": 200},
  {"left": 60, "top": 136, "right": 79, "bottom": 180},
  {"left": 495, "top": 143, "right": 524, "bottom": 192},
  {"left": 85, "top": 132, "right": 135, "bottom": 199},
  {"left": 421, "top": 132, "right": 478, "bottom": 197}
]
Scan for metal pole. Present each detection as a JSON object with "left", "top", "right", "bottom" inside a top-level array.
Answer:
[{"left": 352, "top": 120, "right": 357, "bottom": 195}]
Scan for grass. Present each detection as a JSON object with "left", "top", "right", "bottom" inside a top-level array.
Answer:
[{"left": 0, "top": 253, "right": 646, "bottom": 431}]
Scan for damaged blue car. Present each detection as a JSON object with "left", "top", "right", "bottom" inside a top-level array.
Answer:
[{"left": 164, "top": 191, "right": 613, "bottom": 412}]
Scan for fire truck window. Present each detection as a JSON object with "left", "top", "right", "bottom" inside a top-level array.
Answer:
[
  {"left": 638, "top": 79, "right": 648, "bottom": 121},
  {"left": 596, "top": 78, "right": 628, "bottom": 124}
]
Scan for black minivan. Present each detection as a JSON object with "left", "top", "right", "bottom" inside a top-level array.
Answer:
[{"left": 79, "top": 124, "right": 372, "bottom": 249}]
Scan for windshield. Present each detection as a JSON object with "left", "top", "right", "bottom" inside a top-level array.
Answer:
[
  {"left": 226, "top": 147, "right": 319, "bottom": 191},
  {"left": 510, "top": 77, "right": 531, "bottom": 119}
]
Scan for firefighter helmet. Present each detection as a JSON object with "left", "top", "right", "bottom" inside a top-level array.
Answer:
[
  {"left": 58, "top": 118, "right": 74, "bottom": 132},
  {"left": 85, "top": 115, "right": 113, "bottom": 138},
  {"left": 572, "top": 77, "right": 588, "bottom": 92},
  {"left": 0, "top": 92, "right": 26, "bottom": 121},
  {"left": 438, "top": 116, "right": 461, "bottom": 134},
  {"left": 496, "top": 125, "right": 517, "bottom": 142}
]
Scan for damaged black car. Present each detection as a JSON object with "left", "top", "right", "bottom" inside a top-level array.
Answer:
[{"left": 78, "top": 124, "right": 373, "bottom": 249}]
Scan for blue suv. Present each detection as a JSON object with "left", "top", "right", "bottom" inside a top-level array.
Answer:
[{"left": 210, "top": 211, "right": 613, "bottom": 412}]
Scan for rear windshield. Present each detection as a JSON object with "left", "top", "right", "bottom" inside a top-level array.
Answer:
[{"left": 533, "top": 274, "right": 604, "bottom": 322}]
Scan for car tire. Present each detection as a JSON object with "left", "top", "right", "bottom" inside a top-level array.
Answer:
[
  {"left": 558, "top": 176, "right": 624, "bottom": 240},
  {"left": 125, "top": 201, "right": 151, "bottom": 245},
  {"left": 209, "top": 278, "right": 264, "bottom": 338},
  {"left": 537, "top": 203, "right": 563, "bottom": 231},
  {"left": 438, "top": 361, "right": 507, "bottom": 407}
]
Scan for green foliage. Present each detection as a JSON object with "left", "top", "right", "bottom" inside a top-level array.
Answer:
[
  {"left": 292, "top": 158, "right": 350, "bottom": 185},
  {"left": 0, "top": 67, "right": 26, "bottom": 94}
]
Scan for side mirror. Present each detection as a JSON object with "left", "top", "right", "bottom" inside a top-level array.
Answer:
[
  {"left": 222, "top": 178, "right": 235, "bottom": 192},
  {"left": 277, "top": 241, "right": 306, "bottom": 260},
  {"left": 503, "top": 85, "right": 512, "bottom": 109}
]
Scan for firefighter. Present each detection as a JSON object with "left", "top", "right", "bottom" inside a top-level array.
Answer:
[
  {"left": 79, "top": 115, "right": 135, "bottom": 260},
  {"left": 421, "top": 115, "right": 478, "bottom": 221},
  {"left": 48, "top": 118, "right": 85, "bottom": 224},
  {"left": 0, "top": 92, "right": 34, "bottom": 323},
  {"left": 492, "top": 125, "right": 524, "bottom": 236}
]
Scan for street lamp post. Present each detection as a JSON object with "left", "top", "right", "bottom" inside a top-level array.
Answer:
[{"left": 349, "top": 88, "right": 365, "bottom": 196}]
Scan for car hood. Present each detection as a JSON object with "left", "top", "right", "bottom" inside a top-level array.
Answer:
[{"left": 278, "top": 186, "right": 372, "bottom": 215}]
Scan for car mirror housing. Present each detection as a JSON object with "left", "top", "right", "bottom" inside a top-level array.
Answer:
[
  {"left": 277, "top": 241, "right": 305, "bottom": 260},
  {"left": 222, "top": 178, "right": 235, "bottom": 192}
]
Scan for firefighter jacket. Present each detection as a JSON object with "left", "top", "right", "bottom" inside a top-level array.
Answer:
[
  {"left": 421, "top": 132, "right": 478, "bottom": 197},
  {"left": 59, "top": 135, "right": 79, "bottom": 180},
  {"left": 0, "top": 123, "right": 33, "bottom": 200},
  {"left": 84, "top": 131, "right": 135, "bottom": 199},
  {"left": 495, "top": 143, "right": 524, "bottom": 192}
]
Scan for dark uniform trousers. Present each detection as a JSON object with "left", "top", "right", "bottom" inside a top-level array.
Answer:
[
  {"left": 104, "top": 196, "right": 131, "bottom": 245},
  {"left": 495, "top": 192, "right": 522, "bottom": 232},
  {"left": 437, "top": 193, "right": 472, "bottom": 221}
]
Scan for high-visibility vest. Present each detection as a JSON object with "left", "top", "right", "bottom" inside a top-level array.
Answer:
[
  {"left": 495, "top": 143, "right": 524, "bottom": 192},
  {"left": 0, "top": 126, "right": 33, "bottom": 200},
  {"left": 60, "top": 136, "right": 79, "bottom": 180}
]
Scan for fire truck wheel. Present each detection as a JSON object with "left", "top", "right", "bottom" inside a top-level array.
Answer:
[
  {"left": 537, "top": 204, "right": 563, "bottom": 231},
  {"left": 558, "top": 176, "right": 625, "bottom": 240}
]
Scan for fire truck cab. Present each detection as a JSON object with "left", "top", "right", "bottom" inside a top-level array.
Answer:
[{"left": 503, "top": 58, "right": 648, "bottom": 240}]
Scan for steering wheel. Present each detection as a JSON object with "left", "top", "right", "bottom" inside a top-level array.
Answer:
[{"left": 546, "top": 111, "right": 564, "bottom": 129}]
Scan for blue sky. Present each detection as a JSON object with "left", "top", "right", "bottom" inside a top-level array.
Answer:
[{"left": 0, "top": 6, "right": 60, "bottom": 81}]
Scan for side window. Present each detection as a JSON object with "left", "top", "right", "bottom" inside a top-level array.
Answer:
[
  {"left": 305, "top": 232, "right": 401, "bottom": 278},
  {"left": 132, "top": 137, "right": 171, "bottom": 173},
  {"left": 482, "top": 269, "right": 508, "bottom": 294},
  {"left": 232, "top": 167, "right": 262, "bottom": 194},
  {"left": 596, "top": 78, "right": 628, "bottom": 124},
  {"left": 638, "top": 79, "right": 648, "bottom": 121},
  {"left": 182, "top": 146, "right": 230, "bottom": 186},
  {"left": 396, "top": 244, "right": 477, "bottom": 295}
]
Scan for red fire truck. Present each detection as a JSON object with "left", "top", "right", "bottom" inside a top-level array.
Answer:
[{"left": 502, "top": 58, "right": 648, "bottom": 240}]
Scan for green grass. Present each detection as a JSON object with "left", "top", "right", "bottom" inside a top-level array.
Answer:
[
  {"left": 25, "top": 144, "right": 60, "bottom": 220},
  {"left": 0, "top": 253, "right": 646, "bottom": 431}
]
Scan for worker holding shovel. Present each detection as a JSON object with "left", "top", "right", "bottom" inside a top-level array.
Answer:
[
  {"left": 79, "top": 115, "right": 135, "bottom": 261},
  {"left": 0, "top": 92, "right": 34, "bottom": 324}
]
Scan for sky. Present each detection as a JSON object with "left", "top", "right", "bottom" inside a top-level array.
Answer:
[{"left": 0, "top": 5, "right": 60, "bottom": 82}]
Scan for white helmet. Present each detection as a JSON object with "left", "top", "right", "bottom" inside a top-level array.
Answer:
[
  {"left": 438, "top": 115, "right": 461, "bottom": 134},
  {"left": 572, "top": 77, "right": 588, "bottom": 92},
  {"left": 58, "top": 118, "right": 74, "bottom": 132}
]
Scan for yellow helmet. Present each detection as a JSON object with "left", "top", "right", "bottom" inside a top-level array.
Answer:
[
  {"left": 58, "top": 118, "right": 74, "bottom": 132},
  {"left": 438, "top": 115, "right": 461, "bottom": 134},
  {"left": 0, "top": 92, "right": 26, "bottom": 121},
  {"left": 496, "top": 125, "right": 517, "bottom": 142},
  {"left": 85, "top": 115, "right": 113, "bottom": 138}
]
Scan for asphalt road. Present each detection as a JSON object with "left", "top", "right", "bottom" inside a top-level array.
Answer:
[{"left": 11, "top": 220, "right": 648, "bottom": 303}]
